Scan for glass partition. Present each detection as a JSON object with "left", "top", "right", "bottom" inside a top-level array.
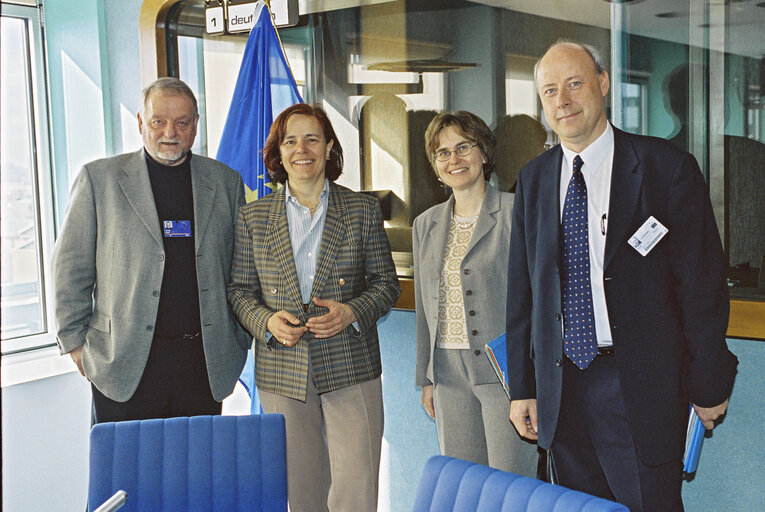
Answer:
[{"left": 166, "top": 0, "right": 765, "bottom": 300}]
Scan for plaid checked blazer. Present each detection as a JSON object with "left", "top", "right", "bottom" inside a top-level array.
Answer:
[{"left": 228, "top": 182, "right": 400, "bottom": 401}]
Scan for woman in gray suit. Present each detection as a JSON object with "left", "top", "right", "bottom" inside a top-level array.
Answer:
[{"left": 413, "top": 111, "right": 537, "bottom": 475}]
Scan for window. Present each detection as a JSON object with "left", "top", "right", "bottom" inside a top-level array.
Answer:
[{"left": 1, "top": 4, "right": 56, "bottom": 354}]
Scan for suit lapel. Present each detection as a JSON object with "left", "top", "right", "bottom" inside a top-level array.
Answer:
[
  {"left": 604, "top": 128, "right": 643, "bottom": 269},
  {"left": 266, "top": 188, "right": 304, "bottom": 312},
  {"left": 466, "top": 184, "right": 498, "bottom": 255},
  {"left": 310, "top": 183, "right": 346, "bottom": 301},
  {"left": 117, "top": 150, "right": 163, "bottom": 246},
  {"left": 541, "top": 148, "right": 563, "bottom": 263},
  {"left": 190, "top": 157, "right": 215, "bottom": 251},
  {"left": 422, "top": 196, "right": 453, "bottom": 301}
]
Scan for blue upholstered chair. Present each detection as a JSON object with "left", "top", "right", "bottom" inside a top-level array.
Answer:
[
  {"left": 88, "top": 414, "right": 287, "bottom": 512},
  {"left": 412, "top": 455, "right": 629, "bottom": 512}
]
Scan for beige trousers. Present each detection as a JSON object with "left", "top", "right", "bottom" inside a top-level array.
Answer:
[{"left": 259, "top": 374, "right": 383, "bottom": 512}]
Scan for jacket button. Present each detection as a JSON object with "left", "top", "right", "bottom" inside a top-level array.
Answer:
[
  {"left": 474, "top": 349, "right": 481, "bottom": 356},
  {"left": 555, "top": 358, "right": 562, "bottom": 367},
  {"left": 469, "top": 310, "right": 475, "bottom": 316},
  {"left": 471, "top": 329, "right": 478, "bottom": 336},
  {"left": 159, "top": 255, "right": 165, "bottom": 261},
  {"left": 463, "top": 269, "right": 470, "bottom": 275},
  {"left": 339, "top": 278, "right": 345, "bottom": 285},
  {"left": 466, "top": 290, "right": 472, "bottom": 296},
  {"left": 555, "top": 313, "right": 561, "bottom": 321},
  {"left": 146, "top": 325, "right": 153, "bottom": 331},
  {"left": 152, "top": 290, "right": 159, "bottom": 297},
  {"left": 270, "top": 287, "right": 277, "bottom": 294}
]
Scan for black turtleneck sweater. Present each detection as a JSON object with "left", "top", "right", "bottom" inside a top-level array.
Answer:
[{"left": 144, "top": 150, "right": 201, "bottom": 337}]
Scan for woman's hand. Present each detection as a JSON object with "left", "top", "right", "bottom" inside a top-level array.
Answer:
[
  {"left": 267, "top": 310, "right": 308, "bottom": 347},
  {"left": 421, "top": 385, "right": 436, "bottom": 418}
]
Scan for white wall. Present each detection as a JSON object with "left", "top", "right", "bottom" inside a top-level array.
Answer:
[{"left": 2, "top": 371, "right": 91, "bottom": 511}]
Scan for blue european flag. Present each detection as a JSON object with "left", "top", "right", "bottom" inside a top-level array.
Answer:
[
  {"left": 216, "top": 1, "right": 303, "bottom": 203},
  {"left": 216, "top": 1, "right": 302, "bottom": 413}
]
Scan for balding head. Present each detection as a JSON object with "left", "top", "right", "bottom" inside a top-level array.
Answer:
[
  {"left": 535, "top": 42, "right": 610, "bottom": 153},
  {"left": 534, "top": 41, "right": 607, "bottom": 85}
]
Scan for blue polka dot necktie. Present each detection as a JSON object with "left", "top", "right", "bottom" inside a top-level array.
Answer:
[{"left": 561, "top": 155, "right": 599, "bottom": 370}]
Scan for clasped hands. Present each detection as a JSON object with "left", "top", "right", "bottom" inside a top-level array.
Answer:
[{"left": 266, "top": 297, "right": 356, "bottom": 347}]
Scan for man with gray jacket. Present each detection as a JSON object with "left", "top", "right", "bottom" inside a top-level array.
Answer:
[{"left": 52, "top": 78, "right": 249, "bottom": 422}]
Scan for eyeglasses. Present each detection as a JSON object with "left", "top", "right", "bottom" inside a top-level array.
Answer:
[{"left": 433, "top": 143, "right": 478, "bottom": 162}]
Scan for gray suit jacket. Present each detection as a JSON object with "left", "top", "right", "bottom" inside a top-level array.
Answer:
[
  {"left": 414, "top": 184, "right": 514, "bottom": 387},
  {"left": 52, "top": 150, "right": 250, "bottom": 402}
]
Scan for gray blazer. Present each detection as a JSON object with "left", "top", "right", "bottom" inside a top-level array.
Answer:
[
  {"left": 414, "top": 184, "right": 514, "bottom": 387},
  {"left": 52, "top": 150, "right": 250, "bottom": 402}
]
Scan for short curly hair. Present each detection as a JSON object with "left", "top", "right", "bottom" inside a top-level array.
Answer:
[
  {"left": 423, "top": 111, "right": 496, "bottom": 180},
  {"left": 262, "top": 103, "right": 344, "bottom": 184}
]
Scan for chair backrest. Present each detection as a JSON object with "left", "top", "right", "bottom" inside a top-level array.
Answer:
[
  {"left": 88, "top": 414, "right": 287, "bottom": 512},
  {"left": 412, "top": 456, "right": 630, "bottom": 512}
]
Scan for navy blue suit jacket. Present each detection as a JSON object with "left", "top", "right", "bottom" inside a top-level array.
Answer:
[{"left": 506, "top": 126, "right": 738, "bottom": 466}]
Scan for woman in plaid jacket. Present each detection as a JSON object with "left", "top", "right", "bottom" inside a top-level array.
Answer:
[{"left": 228, "top": 103, "right": 400, "bottom": 512}]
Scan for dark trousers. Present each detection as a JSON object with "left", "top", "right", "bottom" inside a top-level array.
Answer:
[
  {"left": 91, "top": 335, "right": 220, "bottom": 423},
  {"left": 552, "top": 354, "right": 683, "bottom": 512}
]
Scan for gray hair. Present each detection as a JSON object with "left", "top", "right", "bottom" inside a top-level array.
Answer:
[
  {"left": 140, "top": 77, "right": 199, "bottom": 118},
  {"left": 533, "top": 40, "right": 607, "bottom": 84}
]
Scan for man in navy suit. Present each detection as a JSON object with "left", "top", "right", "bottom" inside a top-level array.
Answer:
[{"left": 506, "top": 41, "right": 738, "bottom": 511}]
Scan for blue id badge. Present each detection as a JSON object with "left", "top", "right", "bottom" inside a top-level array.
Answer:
[{"left": 163, "top": 220, "right": 192, "bottom": 237}]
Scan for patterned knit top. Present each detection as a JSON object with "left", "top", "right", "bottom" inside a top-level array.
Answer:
[{"left": 436, "top": 214, "right": 478, "bottom": 349}]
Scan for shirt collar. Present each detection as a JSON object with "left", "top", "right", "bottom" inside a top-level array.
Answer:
[
  {"left": 285, "top": 179, "right": 330, "bottom": 206},
  {"left": 561, "top": 122, "right": 614, "bottom": 176}
]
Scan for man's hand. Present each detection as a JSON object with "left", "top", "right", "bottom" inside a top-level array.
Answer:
[
  {"left": 305, "top": 297, "right": 356, "bottom": 339},
  {"left": 510, "top": 398, "right": 538, "bottom": 441},
  {"left": 68, "top": 345, "right": 87, "bottom": 378},
  {"left": 693, "top": 399, "right": 729, "bottom": 430},
  {"left": 421, "top": 385, "right": 436, "bottom": 418},
  {"left": 267, "top": 310, "right": 308, "bottom": 347}
]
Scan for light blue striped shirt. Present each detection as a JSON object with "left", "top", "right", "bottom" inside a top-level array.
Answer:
[{"left": 285, "top": 179, "right": 330, "bottom": 303}]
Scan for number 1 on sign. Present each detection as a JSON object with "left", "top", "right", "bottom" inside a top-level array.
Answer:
[{"left": 205, "top": 6, "right": 224, "bottom": 35}]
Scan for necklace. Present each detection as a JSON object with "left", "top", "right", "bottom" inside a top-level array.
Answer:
[
  {"left": 297, "top": 198, "right": 320, "bottom": 215},
  {"left": 454, "top": 214, "right": 478, "bottom": 229}
]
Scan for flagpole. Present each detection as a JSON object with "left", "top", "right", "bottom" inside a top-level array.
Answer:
[{"left": 262, "top": 0, "right": 300, "bottom": 82}]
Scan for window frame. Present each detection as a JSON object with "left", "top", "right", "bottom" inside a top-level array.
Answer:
[{"left": 1, "top": 3, "right": 58, "bottom": 355}]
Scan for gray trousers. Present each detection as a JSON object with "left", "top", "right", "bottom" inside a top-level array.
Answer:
[
  {"left": 258, "top": 373, "right": 383, "bottom": 512},
  {"left": 433, "top": 347, "right": 538, "bottom": 476}
]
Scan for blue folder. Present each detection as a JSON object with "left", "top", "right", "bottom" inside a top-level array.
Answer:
[
  {"left": 683, "top": 405, "right": 706, "bottom": 474},
  {"left": 486, "top": 333, "right": 707, "bottom": 475},
  {"left": 484, "top": 333, "right": 510, "bottom": 400}
]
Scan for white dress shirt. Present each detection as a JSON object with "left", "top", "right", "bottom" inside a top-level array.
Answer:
[
  {"left": 559, "top": 124, "right": 614, "bottom": 347},
  {"left": 285, "top": 179, "right": 329, "bottom": 303}
]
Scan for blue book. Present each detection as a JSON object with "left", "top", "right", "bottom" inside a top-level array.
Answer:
[
  {"left": 484, "top": 333, "right": 511, "bottom": 400},
  {"left": 683, "top": 405, "right": 706, "bottom": 474}
]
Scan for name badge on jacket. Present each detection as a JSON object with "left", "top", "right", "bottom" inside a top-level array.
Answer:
[
  {"left": 628, "top": 216, "right": 667, "bottom": 256},
  {"left": 163, "top": 220, "right": 192, "bottom": 237}
]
